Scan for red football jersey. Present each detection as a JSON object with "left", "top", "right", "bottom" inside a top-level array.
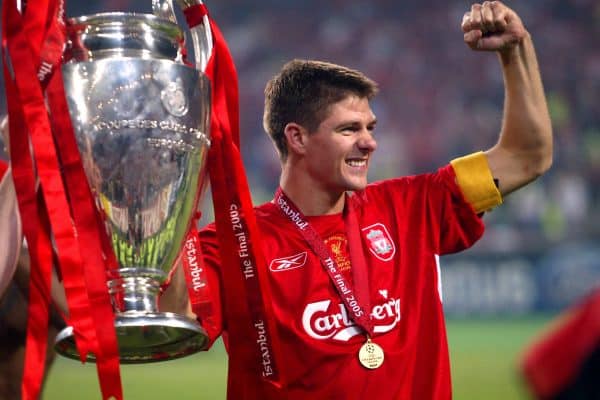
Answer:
[{"left": 199, "top": 164, "right": 484, "bottom": 399}]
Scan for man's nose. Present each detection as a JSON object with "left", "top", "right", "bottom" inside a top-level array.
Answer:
[{"left": 358, "top": 130, "right": 377, "bottom": 152}]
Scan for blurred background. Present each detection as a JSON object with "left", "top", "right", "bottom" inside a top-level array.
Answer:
[{"left": 1, "top": 0, "right": 599, "bottom": 398}]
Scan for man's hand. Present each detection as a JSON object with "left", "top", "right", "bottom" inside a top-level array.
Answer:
[{"left": 462, "top": 1, "right": 527, "bottom": 54}]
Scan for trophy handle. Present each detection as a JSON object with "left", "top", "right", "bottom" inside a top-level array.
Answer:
[
  {"left": 152, "top": 0, "right": 213, "bottom": 72},
  {"left": 151, "top": 0, "right": 177, "bottom": 23}
]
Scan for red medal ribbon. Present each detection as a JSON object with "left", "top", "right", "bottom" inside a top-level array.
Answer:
[
  {"left": 274, "top": 188, "right": 373, "bottom": 335},
  {"left": 344, "top": 196, "right": 372, "bottom": 330}
]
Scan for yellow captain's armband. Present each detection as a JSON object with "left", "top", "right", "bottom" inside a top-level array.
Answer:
[{"left": 450, "top": 151, "right": 502, "bottom": 213}]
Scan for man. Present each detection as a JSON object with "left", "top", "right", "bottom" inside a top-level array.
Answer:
[{"left": 193, "top": 1, "right": 552, "bottom": 399}]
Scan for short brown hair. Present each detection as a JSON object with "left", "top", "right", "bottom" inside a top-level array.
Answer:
[{"left": 263, "top": 59, "right": 378, "bottom": 161}]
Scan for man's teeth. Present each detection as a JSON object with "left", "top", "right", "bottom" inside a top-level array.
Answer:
[{"left": 346, "top": 159, "right": 366, "bottom": 167}]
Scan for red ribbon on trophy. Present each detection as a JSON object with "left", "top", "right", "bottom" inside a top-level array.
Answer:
[
  {"left": 178, "top": 212, "right": 219, "bottom": 338},
  {"left": 2, "top": 1, "right": 286, "bottom": 398},
  {"left": 184, "top": 5, "right": 288, "bottom": 397},
  {"left": 1, "top": 0, "right": 122, "bottom": 399}
]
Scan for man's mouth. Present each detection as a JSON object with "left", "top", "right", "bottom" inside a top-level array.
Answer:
[{"left": 346, "top": 159, "right": 367, "bottom": 167}]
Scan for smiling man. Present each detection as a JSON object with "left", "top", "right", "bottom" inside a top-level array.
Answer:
[
  {"left": 274, "top": 72, "right": 379, "bottom": 215},
  {"left": 176, "top": 1, "right": 553, "bottom": 399}
]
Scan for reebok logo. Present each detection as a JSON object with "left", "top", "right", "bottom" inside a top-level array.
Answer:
[{"left": 269, "top": 252, "right": 308, "bottom": 272}]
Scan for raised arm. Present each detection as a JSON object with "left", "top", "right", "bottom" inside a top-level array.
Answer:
[{"left": 462, "top": 1, "right": 553, "bottom": 197}]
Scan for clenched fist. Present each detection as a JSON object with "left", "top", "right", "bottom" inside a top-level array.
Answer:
[{"left": 462, "top": 1, "right": 527, "bottom": 54}]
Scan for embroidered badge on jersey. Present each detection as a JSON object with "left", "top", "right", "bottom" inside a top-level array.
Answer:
[
  {"left": 269, "top": 251, "right": 308, "bottom": 272},
  {"left": 361, "top": 223, "right": 396, "bottom": 261},
  {"left": 324, "top": 233, "right": 352, "bottom": 274}
]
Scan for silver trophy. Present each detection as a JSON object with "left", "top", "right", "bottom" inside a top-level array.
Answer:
[{"left": 54, "top": 3, "right": 214, "bottom": 363}]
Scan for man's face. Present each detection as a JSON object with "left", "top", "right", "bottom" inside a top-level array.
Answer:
[{"left": 302, "top": 95, "right": 377, "bottom": 194}]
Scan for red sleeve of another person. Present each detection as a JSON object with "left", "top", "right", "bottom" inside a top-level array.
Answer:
[{"left": 521, "top": 289, "right": 600, "bottom": 399}]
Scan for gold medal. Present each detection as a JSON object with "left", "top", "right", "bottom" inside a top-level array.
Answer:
[{"left": 358, "top": 338, "right": 384, "bottom": 369}]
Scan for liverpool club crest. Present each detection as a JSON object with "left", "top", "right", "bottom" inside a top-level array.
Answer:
[{"left": 362, "top": 223, "right": 396, "bottom": 261}]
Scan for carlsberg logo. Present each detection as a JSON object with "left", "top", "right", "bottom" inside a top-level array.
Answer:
[{"left": 302, "top": 297, "right": 401, "bottom": 342}]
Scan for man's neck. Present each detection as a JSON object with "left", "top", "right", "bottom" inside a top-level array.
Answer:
[{"left": 279, "top": 169, "right": 345, "bottom": 216}]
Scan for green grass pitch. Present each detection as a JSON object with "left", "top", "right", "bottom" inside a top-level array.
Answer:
[{"left": 43, "top": 317, "right": 551, "bottom": 399}]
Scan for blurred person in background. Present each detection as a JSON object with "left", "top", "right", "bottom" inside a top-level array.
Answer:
[
  {"left": 521, "top": 288, "right": 600, "bottom": 400},
  {"left": 185, "top": 1, "right": 553, "bottom": 399}
]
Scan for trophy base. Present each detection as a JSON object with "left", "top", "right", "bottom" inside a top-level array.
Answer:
[{"left": 54, "top": 312, "right": 209, "bottom": 363}]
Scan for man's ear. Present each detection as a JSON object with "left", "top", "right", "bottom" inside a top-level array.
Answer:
[{"left": 283, "top": 122, "right": 307, "bottom": 156}]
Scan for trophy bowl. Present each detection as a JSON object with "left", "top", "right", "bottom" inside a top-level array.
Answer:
[{"left": 54, "top": 12, "right": 211, "bottom": 363}]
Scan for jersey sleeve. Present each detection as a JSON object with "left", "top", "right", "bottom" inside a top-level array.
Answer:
[
  {"left": 433, "top": 164, "right": 486, "bottom": 255},
  {"left": 197, "top": 222, "right": 225, "bottom": 347}
]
